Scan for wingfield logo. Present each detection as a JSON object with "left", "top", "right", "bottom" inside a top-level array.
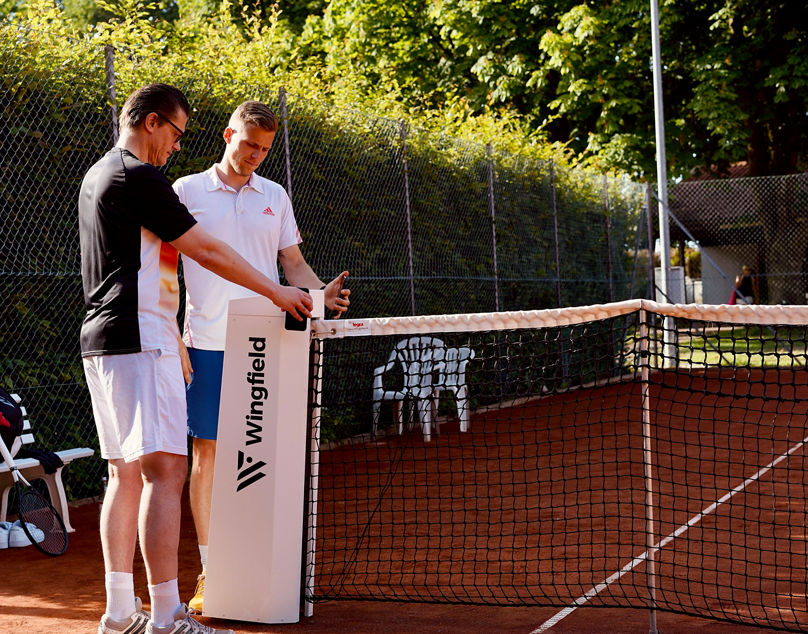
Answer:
[
  {"left": 236, "top": 450, "right": 267, "bottom": 492},
  {"left": 237, "top": 336, "right": 270, "bottom": 492}
]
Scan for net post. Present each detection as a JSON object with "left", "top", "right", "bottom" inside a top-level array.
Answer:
[
  {"left": 302, "top": 336, "right": 324, "bottom": 617},
  {"left": 104, "top": 45, "right": 118, "bottom": 146},
  {"left": 639, "top": 308, "right": 660, "bottom": 634}
]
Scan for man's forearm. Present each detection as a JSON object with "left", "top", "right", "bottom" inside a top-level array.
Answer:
[
  {"left": 172, "top": 205, "right": 313, "bottom": 319},
  {"left": 198, "top": 242, "right": 283, "bottom": 300},
  {"left": 284, "top": 260, "right": 323, "bottom": 290},
  {"left": 173, "top": 226, "right": 283, "bottom": 302}
]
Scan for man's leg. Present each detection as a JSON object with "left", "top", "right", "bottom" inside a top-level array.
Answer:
[
  {"left": 185, "top": 347, "right": 225, "bottom": 612},
  {"left": 188, "top": 437, "right": 216, "bottom": 612},
  {"left": 100, "top": 459, "right": 142, "bottom": 575},
  {"left": 190, "top": 437, "right": 216, "bottom": 547},
  {"left": 87, "top": 353, "right": 150, "bottom": 633},
  {"left": 99, "top": 458, "right": 148, "bottom": 631},
  {"left": 138, "top": 451, "right": 187, "bottom": 626}
]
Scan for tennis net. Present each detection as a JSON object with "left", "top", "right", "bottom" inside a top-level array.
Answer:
[{"left": 303, "top": 299, "right": 808, "bottom": 631}]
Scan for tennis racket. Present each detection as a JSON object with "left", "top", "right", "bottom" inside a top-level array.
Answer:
[{"left": 0, "top": 436, "right": 68, "bottom": 556}]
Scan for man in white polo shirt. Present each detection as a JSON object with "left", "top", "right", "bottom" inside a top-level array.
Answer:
[{"left": 173, "top": 100, "right": 350, "bottom": 613}]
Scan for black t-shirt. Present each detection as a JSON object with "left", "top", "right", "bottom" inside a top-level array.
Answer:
[
  {"left": 78, "top": 148, "right": 197, "bottom": 356},
  {"left": 738, "top": 274, "right": 754, "bottom": 297}
]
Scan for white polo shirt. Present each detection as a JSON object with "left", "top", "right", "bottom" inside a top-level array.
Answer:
[{"left": 173, "top": 165, "right": 302, "bottom": 350}]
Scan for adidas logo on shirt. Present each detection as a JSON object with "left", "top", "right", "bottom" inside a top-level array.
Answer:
[{"left": 262, "top": 206, "right": 275, "bottom": 216}]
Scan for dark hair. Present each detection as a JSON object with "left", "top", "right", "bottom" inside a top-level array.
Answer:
[
  {"left": 231, "top": 100, "right": 277, "bottom": 132},
  {"left": 119, "top": 83, "right": 190, "bottom": 131}
]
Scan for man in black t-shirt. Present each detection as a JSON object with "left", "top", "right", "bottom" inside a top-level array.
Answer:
[{"left": 81, "top": 84, "right": 313, "bottom": 634}]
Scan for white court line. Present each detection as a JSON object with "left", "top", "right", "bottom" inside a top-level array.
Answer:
[{"left": 530, "top": 432, "right": 808, "bottom": 633}]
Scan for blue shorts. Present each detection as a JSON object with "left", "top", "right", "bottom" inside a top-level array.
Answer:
[{"left": 186, "top": 348, "right": 225, "bottom": 440}]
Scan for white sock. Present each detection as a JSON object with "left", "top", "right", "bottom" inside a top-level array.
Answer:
[
  {"left": 105, "top": 571, "right": 136, "bottom": 621},
  {"left": 148, "top": 578, "right": 181, "bottom": 628},
  {"left": 198, "top": 544, "right": 208, "bottom": 571}
]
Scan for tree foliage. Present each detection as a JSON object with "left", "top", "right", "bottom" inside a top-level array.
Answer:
[
  {"left": 4, "top": 0, "right": 806, "bottom": 177},
  {"left": 291, "top": 0, "right": 808, "bottom": 178}
]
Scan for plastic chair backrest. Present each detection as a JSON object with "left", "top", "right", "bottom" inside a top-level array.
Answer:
[
  {"left": 394, "top": 336, "right": 446, "bottom": 391},
  {"left": 441, "top": 347, "right": 475, "bottom": 388}
]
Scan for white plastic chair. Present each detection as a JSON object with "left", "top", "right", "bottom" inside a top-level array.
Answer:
[
  {"left": 372, "top": 336, "right": 445, "bottom": 441},
  {"left": 432, "top": 346, "right": 475, "bottom": 432}
]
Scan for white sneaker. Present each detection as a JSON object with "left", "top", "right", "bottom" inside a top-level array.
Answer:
[
  {"left": 147, "top": 603, "right": 235, "bottom": 633},
  {"left": 98, "top": 597, "right": 150, "bottom": 634},
  {"left": 9, "top": 519, "right": 45, "bottom": 547},
  {"left": 0, "top": 521, "right": 11, "bottom": 549}
]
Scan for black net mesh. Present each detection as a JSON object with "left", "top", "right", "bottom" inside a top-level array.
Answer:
[{"left": 305, "top": 305, "right": 808, "bottom": 631}]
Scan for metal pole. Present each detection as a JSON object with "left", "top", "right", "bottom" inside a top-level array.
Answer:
[
  {"left": 104, "top": 45, "right": 118, "bottom": 146},
  {"left": 628, "top": 198, "right": 646, "bottom": 299},
  {"left": 400, "top": 121, "right": 416, "bottom": 315},
  {"left": 650, "top": 0, "right": 670, "bottom": 301},
  {"left": 650, "top": 0, "right": 677, "bottom": 364},
  {"left": 645, "top": 184, "right": 656, "bottom": 300},
  {"left": 602, "top": 174, "right": 614, "bottom": 302},
  {"left": 486, "top": 143, "right": 500, "bottom": 312},
  {"left": 279, "top": 87, "right": 293, "bottom": 203},
  {"left": 550, "top": 161, "right": 563, "bottom": 307}
]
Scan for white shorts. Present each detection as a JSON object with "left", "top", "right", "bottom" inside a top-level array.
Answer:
[{"left": 83, "top": 348, "right": 188, "bottom": 462}]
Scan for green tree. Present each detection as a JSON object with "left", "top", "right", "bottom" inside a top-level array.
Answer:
[
  {"left": 293, "top": 0, "right": 808, "bottom": 178},
  {"left": 497, "top": 0, "right": 807, "bottom": 178}
]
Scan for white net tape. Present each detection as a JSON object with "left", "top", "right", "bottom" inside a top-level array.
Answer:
[{"left": 313, "top": 299, "right": 808, "bottom": 339}]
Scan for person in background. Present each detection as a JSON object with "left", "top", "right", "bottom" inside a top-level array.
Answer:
[{"left": 734, "top": 265, "right": 759, "bottom": 304}]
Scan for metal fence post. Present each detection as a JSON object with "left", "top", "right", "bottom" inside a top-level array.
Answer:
[
  {"left": 603, "top": 174, "right": 614, "bottom": 302},
  {"left": 104, "top": 45, "right": 118, "bottom": 146},
  {"left": 279, "top": 87, "right": 293, "bottom": 203},
  {"left": 628, "top": 201, "right": 646, "bottom": 299},
  {"left": 486, "top": 143, "right": 500, "bottom": 312},
  {"left": 400, "top": 120, "right": 416, "bottom": 315},
  {"left": 646, "top": 183, "right": 656, "bottom": 300},
  {"left": 550, "top": 161, "right": 562, "bottom": 307}
]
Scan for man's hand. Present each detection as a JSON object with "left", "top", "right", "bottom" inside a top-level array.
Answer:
[
  {"left": 324, "top": 271, "right": 351, "bottom": 318},
  {"left": 275, "top": 285, "right": 314, "bottom": 321},
  {"left": 178, "top": 337, "right": 193, "bottom": 384}
]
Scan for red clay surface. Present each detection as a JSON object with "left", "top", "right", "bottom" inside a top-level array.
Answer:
[
  {"left": 309, "top": 370, "right": 808, "bottom": 631},
  {"left": 0, "top": 494, "right": 776, "bottom": 633}
]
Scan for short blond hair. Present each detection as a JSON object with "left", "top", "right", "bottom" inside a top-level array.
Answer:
[{"left": 229, "top": 101, "right": 277, "bottom": 133}]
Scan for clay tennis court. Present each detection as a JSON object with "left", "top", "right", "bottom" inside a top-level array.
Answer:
[
  {"left": 308, "top": 367, "right": 808, "bottom": 631},
  {"left": 0, "top": 495, "right": 775, "bottom": 633},
  {"left": 1, "top": 369, "right": 802, "bottom": 632}
]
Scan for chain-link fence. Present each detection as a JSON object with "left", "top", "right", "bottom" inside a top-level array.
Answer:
[
  {"left": 669, "top": 174, "right": 808, "bottom": 305},
  {"left": 2, "top": 24, "right": 650, "bottom": 500}
]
